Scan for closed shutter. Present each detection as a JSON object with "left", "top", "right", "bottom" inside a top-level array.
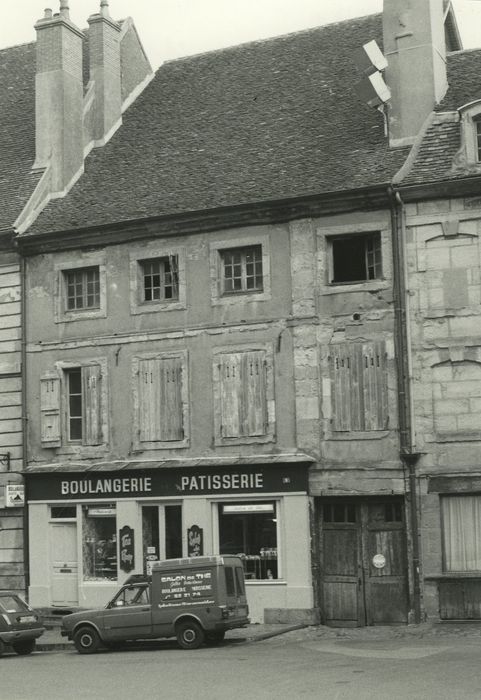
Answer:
[
  {"left": 330, "top": 345, "right": 353, "bottom": 431},
  {"left": 139, "top": 358, "right": 161, "bottom": 442},
  {"left": 82, "top": 364, "right": 103, "bottom": 445},
  {"left": 219, "top": 353, "right": 242, "bottom": 438},
  {"left": 40, "top": 373, "right": 61, "bottom": 447},
  {"left": 159, "top": 357, "right": 184, "bottom": 441},
  {"left": 330, "top": 342, "right": 387, "bottom": 431},
  {"left": 242, "top": 351, "right": 267, "bottom": 436},
  {"left": 362, "top": 341, "right": 388, "bottom": 430}
]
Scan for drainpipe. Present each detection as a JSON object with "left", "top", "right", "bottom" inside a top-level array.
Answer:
[
  {"left": 20, "top": 252, "right": 30, "bottom": 596},
  {"left": 388, "top": 187, "right": 421, "bottom": 624}
]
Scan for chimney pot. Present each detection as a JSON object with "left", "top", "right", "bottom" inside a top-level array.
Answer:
[
  {"left": 100, "top": 0, "right": 110, "bottom": 16},
  {"left": 44, "top": 8, "right": 53, "bottom": 19},
  {"left": 59, "top": 0, "right": 69, "bottom": 18}
]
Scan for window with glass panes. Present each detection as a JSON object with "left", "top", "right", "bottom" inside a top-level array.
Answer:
[
  {"left": 65, "top": 267, "right": 100, "bottom": 310},
  {"left": 141, "top": 256, "right": 178, "bottom": 302},
  {"left": 221, "top": 245, "right": 263, "bottom": 294},
  {"left": 476, "top": 119, "right": 481, "bottom": 162},
  {"left": 67, "top": 368, "right": 82, "bottom": 441}
]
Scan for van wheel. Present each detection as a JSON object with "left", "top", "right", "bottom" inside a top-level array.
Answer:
[
  {"left": 205, "top": 630, "right": 225, "bottom": 645},
  {"left": 12, "top": 639, "right": 36, "bottom": 655},
  {"left": 0, "top": 639, "right": 5, "bottom": 656},
  {"left": 73, "top": 626, "right": 101, "bottom": 654},
  {"left": 176, "top": 620, "right": 205, "bottom": 650}
]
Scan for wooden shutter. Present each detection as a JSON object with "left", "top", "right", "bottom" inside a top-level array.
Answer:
[
  {"left": 362, "top": 341, "right": 388, "bottom": 430},
  {"left": 329, "top": 345, "right": 353, "bottom": 431},
  {"left": 82, "top": 364, "right": 103, "bottom": 445},
  {"left": 40, "top": 373, "right": 61, "bottom": 447},
  {"left": 159, "top": 357, "right": 184, "bottom": 441},
  {"left": 219, "top": 353, "right": 242, "bottom": 438},
  {"left": 242, "top": 351, "right": 267, "bottom": 436},
  {"left": 139, "top": 358, "right": 161, "bottom": 442}
]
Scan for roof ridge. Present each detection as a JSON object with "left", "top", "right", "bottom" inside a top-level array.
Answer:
[
  {"left": 160, "top": 12, "right": 381, "bottom": 68},
  {"left": 0, "top": 40, "right": 34, "bottom": 53}
]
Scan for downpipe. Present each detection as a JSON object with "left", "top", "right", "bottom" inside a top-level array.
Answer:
[{"left": 388, "top": 187, "right": 421, "bottom": 624}]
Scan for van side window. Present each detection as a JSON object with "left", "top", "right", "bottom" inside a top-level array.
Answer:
[
  {"left": 235, "top": 567, "right": 245, "bottom": 596},
  {"left": 225, "top": 567, "right": 235, "bottom": 596}
]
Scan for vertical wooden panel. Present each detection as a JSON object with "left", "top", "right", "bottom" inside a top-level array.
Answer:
[
  {"left": 330, "top": 345, "right": 351, "bottom": 431},
  {"left": 220, "top": 353, "right": 242, "bottom": 437},
  {"left": 362, "top": 341, "right": 387, "bottom": 431},
  {"left": 159, "top": 357, "right": 184, "bottom": 441},
  {"left": 82, "top": 365, "right": 102, "bottom": 445},
  {"left": 243, "top": 351, "right": 266, "bottom": 436},
  {"left": 40, "top": 374, "right": 61, "bottom": 446},
  {"left": 349, "top": 344, "right": 362, "bottom": 431},
  {"left": 139, "top": 358, "right": 160, "bottom": 442}
]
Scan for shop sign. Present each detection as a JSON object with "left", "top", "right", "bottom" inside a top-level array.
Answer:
[
  {"left": 187, "top": 525, "right": 203, "bottom": 557},
  {"left": 5, "top": 484, "right": 25, "bottom": 508},
  {"left": 26, "top": 463, "right": 310, "bottom": 501},
  {"left": 119, "top": 525, "right": 135, "bottom": 572}
]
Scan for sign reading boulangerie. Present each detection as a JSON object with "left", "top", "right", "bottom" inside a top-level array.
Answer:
[{"left": 26, "top": 463, "right": 309, "bottom": 501}]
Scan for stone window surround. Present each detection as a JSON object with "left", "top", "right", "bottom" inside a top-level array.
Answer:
[
  {"left": 131, "top": 349, "right": 190, "bottom": 451},
  {"left": 54, "top": 255, "right": 107, "bottom": 324},
  {"left": 318, "top": 221, "right": 391, "bottom": 296},
  {"left": 212, "top": 342, "right": 276, "bottom": 447},
  {"left": 459, "top": 100, "right": 481, "bottom": 165},
  {"left": 129, "top": 245, "right": 186, "bottom": 315},
  {"left": 209, "top": 233, "right": 271, "bottom": 306}
]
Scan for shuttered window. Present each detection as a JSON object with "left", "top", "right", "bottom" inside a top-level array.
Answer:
[
  {"left": 40, "top": 365, "right": 103, "bottom": 448},
  {"left": 138, "top": 356, "right": 184, "bottom": 442},
  {"left": 329, "top": 342, "right": 388, "bottom": 431},
  {"left": 219, "top": 351, "right": 267, "bottom": 438}
]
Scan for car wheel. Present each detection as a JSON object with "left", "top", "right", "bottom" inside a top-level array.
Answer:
[
  {"left": 0, "top": 639, "right": 5, "bottom": 657},
  {"left": 176, "top": 620, "right": 205, "bottom": 650},
  {"left": 12, "top": 639, "right": 36, "bottom": 655},
  {"left": 73, "top": 626, "right": 101, "bottom": 654},
  {"left": 205, "top": 630, "right": 225, "bottom": 645}
]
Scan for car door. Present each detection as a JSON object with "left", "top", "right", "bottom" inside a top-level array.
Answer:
[{"left": 102, "top": 585, "right": 153, "bottom": 641}]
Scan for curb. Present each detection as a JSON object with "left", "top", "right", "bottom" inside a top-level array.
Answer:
[{"left": 35, "top": 624, "right": 307, "bottom": 652}]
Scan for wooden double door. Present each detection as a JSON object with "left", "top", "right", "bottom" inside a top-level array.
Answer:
[{"left": 319, "top": 498, "right": 409, "bottom": 626}]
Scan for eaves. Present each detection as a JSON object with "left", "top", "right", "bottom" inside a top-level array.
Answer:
[
  {"left": 15, "top": 184, "right": 392, "bottom": 256},
  {"left": 396, "top": 174, "right": 481, "bottom": 203}
]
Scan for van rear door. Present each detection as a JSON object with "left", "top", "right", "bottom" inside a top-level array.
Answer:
[{"left": 224, "top": 565, "right": 248, "bottom": 620}]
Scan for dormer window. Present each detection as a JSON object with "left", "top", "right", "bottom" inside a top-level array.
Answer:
[{"left": 475, "top": 117, "right": 481, "bottom": 162}]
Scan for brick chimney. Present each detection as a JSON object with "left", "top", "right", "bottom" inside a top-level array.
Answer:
[
  {"left": 383, "top": 0, "right": 448, "bottom": 145},
  {"left": 87, "top": 0, "right": 122, "bottom": 143},
  {"left": 33, "top": 1, "right": 84, "bottom": 193}
]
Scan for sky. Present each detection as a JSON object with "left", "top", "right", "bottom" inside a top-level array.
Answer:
[{"left": 2, "top": 0, "right": 481, "bottom": 69}]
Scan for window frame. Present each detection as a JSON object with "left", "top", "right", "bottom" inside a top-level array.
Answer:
[
  {"left": 140, "top": 255, "right": 179, "bottom": 304},
  {"left": 212, "top": 344, "right": 275, "bottom": 446},
  {"left": 132, "top": 350, "right": 190, "bottom": 451},
  {"left": 55, "top": 257, "right": 107, "bottom": 323},
  {"left": 64, "top": 266, "right": 101, "bottom": 311},
  {"left": 129, "top": 246, "right": 186, "bottom": 315},
  {"left": 441, "top": 494, "right": 481, "bottom": 573},
  {"left": 40, "top": 358, "right": 109, "bottom": 455},
  {"left": 328, "top": 231, "right": 382, "bottom": 285},
  {"left": 213, "top": 498, "right": 282, "bottom": 582},
  {"left": 210, "top": 234, "right": 271, "bottom": 306},
  {"left": 219, "top": 244, "right": 264, "bottom": 296}
]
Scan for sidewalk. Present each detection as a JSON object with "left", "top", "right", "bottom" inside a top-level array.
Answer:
[
  {"left": 35, "top": 619, "right": 481, "bottom": 652},
  {"left": 35, "top": 622, "right": 307, "bottom": 651}
]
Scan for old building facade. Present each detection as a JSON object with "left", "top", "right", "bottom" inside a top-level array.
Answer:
[{"left": 5, "top": 0, "right": 481, "bottom": 627}]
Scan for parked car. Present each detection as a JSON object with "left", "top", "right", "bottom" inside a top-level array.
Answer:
[
  {"left": 62, "top": 555, "right": 249, "bottom": 653},
  {"left": 0, "top": 592, "right": 45, "bottom": 656}
]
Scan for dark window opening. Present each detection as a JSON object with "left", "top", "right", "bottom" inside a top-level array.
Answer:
[
  {"left": 51, "top": 506, "right": 77, "bottom": 519},
  {"left": 323, "top": 503, "right": 356, "bottom": 523},
  {"left": 330, "top": 233, "right": 382, "bottom": 284},
  {"left": 67, "top": 368, "right": 82, "bottom": 441}
]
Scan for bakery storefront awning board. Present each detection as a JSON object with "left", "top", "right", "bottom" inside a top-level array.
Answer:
[{"left": 25, "top": 462, "right": 311, "bottom": 501}]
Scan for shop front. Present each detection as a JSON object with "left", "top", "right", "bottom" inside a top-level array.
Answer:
[{"left": 25, "top": 461, "right": 315, "bottom": 623}]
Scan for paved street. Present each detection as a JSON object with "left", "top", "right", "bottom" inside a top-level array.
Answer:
[{"left": 2, "top": 626, "right": 481, "bottom": 700}]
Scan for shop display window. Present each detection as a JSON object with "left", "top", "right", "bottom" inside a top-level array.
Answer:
[
  {"left": 218, "top": 502, "right": 278, "bottom": 580},
  {"left": 82, "top": 505, "right": 117, "bottom": 581}
]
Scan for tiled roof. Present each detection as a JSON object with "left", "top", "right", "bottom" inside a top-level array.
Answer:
[
  {"left": 399, "top": 49, "right": 481, "bottom": 186},
  {"left": 26, "top": 13, "right": 410, "bottom": 235},
  {"left": 0, "top": 42, "right": 40, "bottom": 234}
]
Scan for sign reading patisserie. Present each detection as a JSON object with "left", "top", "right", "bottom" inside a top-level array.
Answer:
[{"left": 26, "top": 463, "right": 309, "bottom": 501}]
